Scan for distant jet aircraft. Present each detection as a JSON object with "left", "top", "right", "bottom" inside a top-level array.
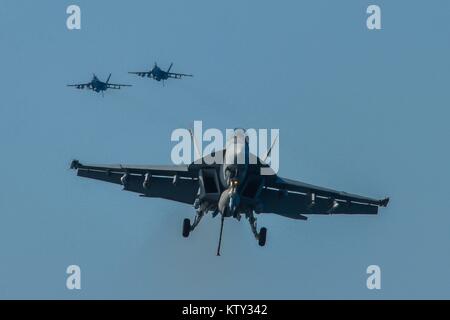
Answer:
[
  {"left": 129, "top": 63, "right": 193, "bottom": 85},
  {"left": 70, "top": 130, "right": 389, "bottom": 256},
  {"left": 67, "top": 74, "right": 132, "bottom": 96}
]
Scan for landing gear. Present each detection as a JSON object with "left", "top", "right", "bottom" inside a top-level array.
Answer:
[
  {"left": 258, "top": 227, "right": 267, "bottom": 247},
  {"left": 249, "top": 215, "right": 267, "bottom": 247},
  {"left": 182, "top": 219, "right": 191, "bottom": 238},
  {"left": 182, "top": 210, "right": 205, "bottom": 238}
]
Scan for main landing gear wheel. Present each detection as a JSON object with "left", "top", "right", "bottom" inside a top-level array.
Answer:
[
  {"left": 258, "top": 227, "right": 267, "bottom": 247},
  {"left": 182, "top": 219, "right": 191, "bottom": 238}
]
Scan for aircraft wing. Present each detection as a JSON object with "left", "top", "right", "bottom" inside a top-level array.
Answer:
[
  {"left": 167, "top": 72, "right": 193, "bottom": 79},
  {"left": 67, "top": 83, "right": 92, "bottom": 90},
  {"left": 70, "top": 160, "right": 199, "bottom": 205},
  {"left": 259, "top": 176, "right": 389, "bottom": 219},
  {"left": 106, "top": 83, "right": 132, "bottom": 89},
  {"left": 129, "top": 71, "right": 152, "bottom": 78}
]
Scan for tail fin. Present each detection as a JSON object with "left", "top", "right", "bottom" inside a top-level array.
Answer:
[
  {"left": 262, "top": 133, "right": 279, "bottom": 163},
  {"left": 189, "top": 128, "right": 202, "bottom": 162},
  {"left": 167, "top": 63, "right": 173, "bottom": 73},
  {"left": 106, "top": 73, "right": 112, "bottom": 84}
]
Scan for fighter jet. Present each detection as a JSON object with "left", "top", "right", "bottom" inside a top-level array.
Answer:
[
  {"left": 129, "top": 63, "right": 193, "bottom": 85},
  {"left": 70, "top": 130, "right": 389, "bottom": 255},
  {"left": 67, "top": 74, "right": 131, "bottom": 96}
]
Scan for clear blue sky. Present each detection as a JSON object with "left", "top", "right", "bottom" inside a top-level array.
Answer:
[{"left": 1, "top": 0, "right": 449, "bottom": 299}]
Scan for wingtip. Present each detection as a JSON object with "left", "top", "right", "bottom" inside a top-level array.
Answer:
[
  {"left": 380, "top": 197, "right": 390, "bottom": 207},
  {"left": 70, "top": 159, "right": 80, "bottom": 170}
]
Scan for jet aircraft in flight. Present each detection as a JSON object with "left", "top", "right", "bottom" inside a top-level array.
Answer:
[
  {"left": 68, "top": 74, "right": 132, "bottom": 96},
  {"left": 70, "top": 130, "right": 389, "bottom": 255},
  {"left": 129, "top": 63, "right": 193, "bottom": 85}
]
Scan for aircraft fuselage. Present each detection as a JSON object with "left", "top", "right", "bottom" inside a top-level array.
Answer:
[
  {"left": 215, "top": 131, "right": 260, "bottom": 218},
  {"left": 91, "top": 78, "right": 106, "bottom": 92}
]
